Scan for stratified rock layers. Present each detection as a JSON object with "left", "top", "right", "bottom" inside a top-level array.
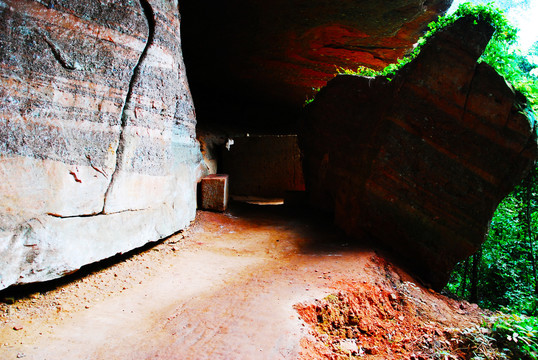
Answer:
[
  {"left": 300, "top": 17, "right": 538, "bottom": 289},
  {"left": 0, "top": 0, "right": 203, "bottom": 289}
]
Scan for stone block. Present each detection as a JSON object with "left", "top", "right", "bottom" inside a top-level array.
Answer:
[{"left": 200, "top": 175, "right": 229, "bottom": 211}]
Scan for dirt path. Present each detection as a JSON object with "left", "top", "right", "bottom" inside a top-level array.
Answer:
[{"left": 0, "top": 204, "right": 485, "bottom": 359}]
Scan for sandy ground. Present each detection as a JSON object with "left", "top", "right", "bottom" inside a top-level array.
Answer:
[{"left": 0, "top": 203, "right": 486, "bottom": 359}]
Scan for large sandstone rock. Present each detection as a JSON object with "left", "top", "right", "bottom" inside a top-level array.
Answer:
[
  {"left": 300, "top": 16, "right": 538, "bottom": 290},
  {"left": 181, "top": 0, "right": 451, "bottom": 130},
  {"left": 0, "top": 0, "right": 204, "bottom": 289}
]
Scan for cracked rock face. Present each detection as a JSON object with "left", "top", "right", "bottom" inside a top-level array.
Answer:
[
  {"left": 299, "top": 16, "right": 538, "bottom": 290},
  {"left": 0, "top": 0, "right": 203, "bottom": 289}
]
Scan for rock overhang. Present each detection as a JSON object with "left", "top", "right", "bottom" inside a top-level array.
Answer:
[
  {"left": 298, "top": 15, "right": 538, "bottom": 290},
  {"left": 180, "top": 0, "right": 452, "bottom": 130}
]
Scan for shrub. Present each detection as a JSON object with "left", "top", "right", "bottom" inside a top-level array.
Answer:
[{"left": 491, "top": 313, "right": 538, "bottom": 359}]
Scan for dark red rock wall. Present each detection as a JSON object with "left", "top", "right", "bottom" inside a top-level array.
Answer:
[
  {"left": 299, "top": 16, "right": 538, "bottom": 290},
  {"left": 180, "top": 0, "right": 451, "bottom": 130}
]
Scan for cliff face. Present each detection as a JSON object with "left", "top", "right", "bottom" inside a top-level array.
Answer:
[
  {"left": 299, "top": 16, "right": 538, "bottom": 290},
  {"left": 180, "top": 0, "right": 451, "bottom": 130},
  {"left": 0, "top": 0, "right": 203, "bottom": 289}
]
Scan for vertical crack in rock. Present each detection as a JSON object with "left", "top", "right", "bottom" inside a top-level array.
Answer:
[
  {"left": 461, "top": 64, "right": 479, "bottom": 123},
  {"left": 101, "top": 0, "right": 155, "bottom": 214}
]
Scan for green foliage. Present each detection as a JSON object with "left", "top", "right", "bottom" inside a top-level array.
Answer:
[
  {"left": 340, "top": 2, "right": 518, "bottom": 77},
  {"left": 492, "top": 313, "right": 538, "bottom": 359},
  {"left": 445, "top": 166, "right": 538, "bottom": 316},
  {"left": 303, "top": 87, "right": 321, "bottom": 106},
  {"left": 304, "top": 97, "right": 315, "bottom": 106},
  {"left": 530, "top": 42, "right": 538, "bottom": 56},
  {"left": 337, "top": 2, "right": 538, "bottom": 116},
  {"left": 451, "top": 324, "right": 507, "bottom": 359},
  {"left": 337, "top": 65, "right": 378, "bottom": 77},
  {"left": 445, "top": 145, "right": 538, "bottom": 360}
]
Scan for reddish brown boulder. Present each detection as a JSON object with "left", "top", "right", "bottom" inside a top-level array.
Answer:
[
  {"left": 299, "top": 16, "right": 538, "bottom": 289},
  {"left": 180, "top": 0, "right": 451, "bottom": 129}
]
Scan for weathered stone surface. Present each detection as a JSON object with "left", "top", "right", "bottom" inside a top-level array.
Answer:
[
  {"left": 299, "top": 16, "right": 538, "bottom": 290},
  {"left": 200, "top": 174, "right": 229, "bottom": 212},
  {"left": 0, "top": 0, "right": 204, "bottom": 289},
  {"left": 181, "top": 0, "right": 451, "bottom": 129}
]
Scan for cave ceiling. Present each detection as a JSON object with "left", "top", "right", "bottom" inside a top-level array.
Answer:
[{"left": 180, "top": 0, "right": 452, "bottom": 131}]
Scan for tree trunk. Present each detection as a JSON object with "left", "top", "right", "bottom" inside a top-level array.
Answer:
[
  {"left": 470, "top": 247, "right": 481, "bottom": 304},
  {"left": 525, "top": 175, "right": 538, "bottom": 295},
  {"left": 531, "top": 235, "right": 538, "bottom": 295},
  {"left": 459, "top": 258, "right": 470, "bottom": 298}
]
